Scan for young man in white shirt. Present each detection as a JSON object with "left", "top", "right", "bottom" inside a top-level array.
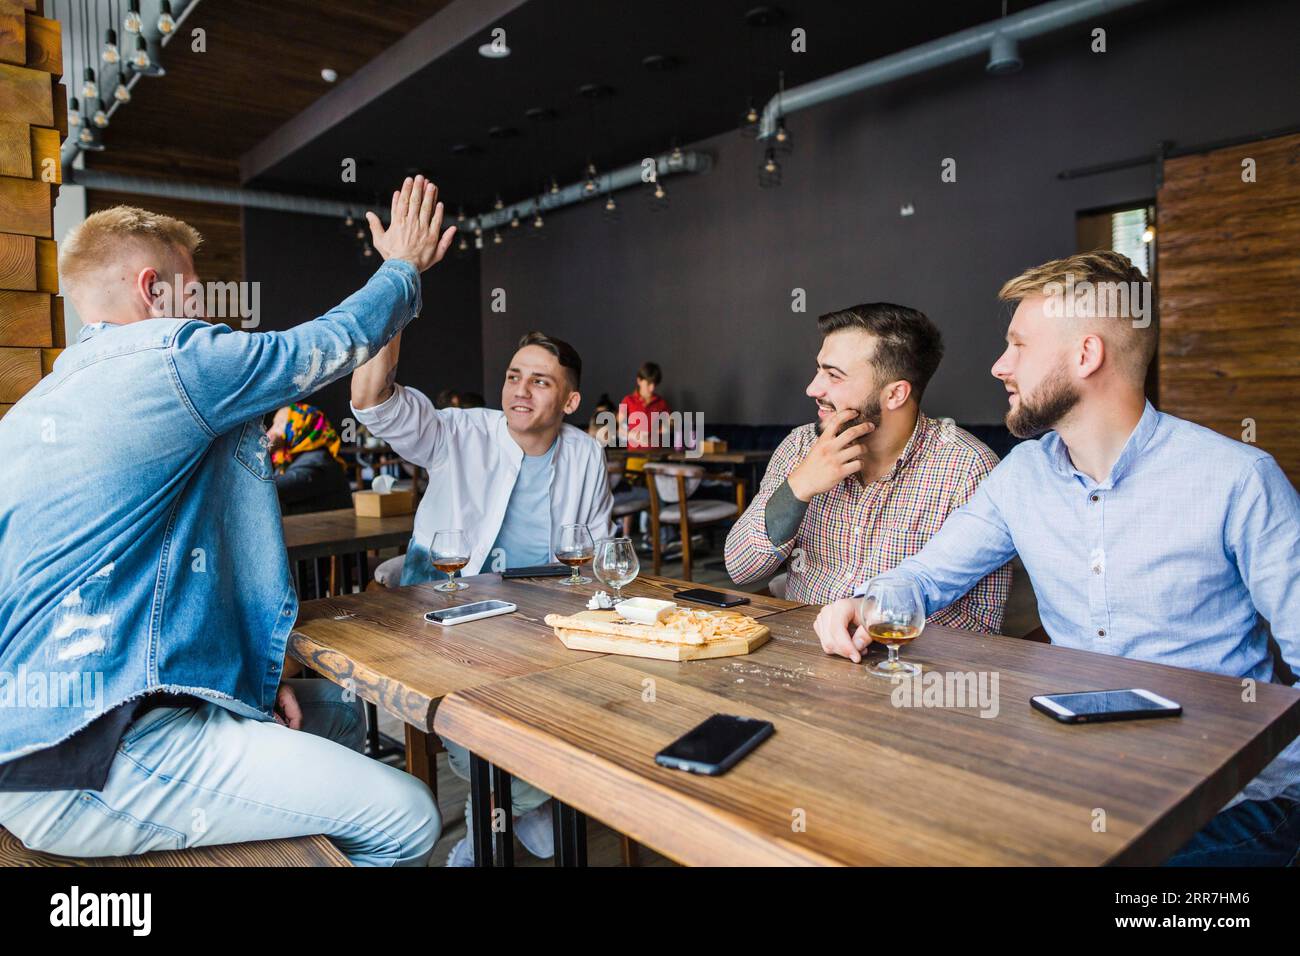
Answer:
[{"left": 351, "top": 329, "right": 615, "bottom": 865}]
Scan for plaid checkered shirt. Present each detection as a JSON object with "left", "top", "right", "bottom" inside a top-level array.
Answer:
[{"left": 725, "top": 414, "right": 1012, "bottom": 632}]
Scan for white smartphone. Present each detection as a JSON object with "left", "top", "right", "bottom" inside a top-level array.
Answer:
[
  {"left": 423, "top": 600, "right": 517, "bottom": 626},
  {"left": 1031, "top": 688, "right": 1182, "bottom": 724}
]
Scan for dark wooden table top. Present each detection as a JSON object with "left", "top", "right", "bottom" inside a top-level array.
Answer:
[
  {"left": 665, "top": 449, "right": 775, "bottom": 465},
  {"left": 435, "top": 604, "right": 1300, "bottom": 866},
  {"left": 281, "top": 507, "right": 414, "bottom": 562},
  {"left": 288, "top": 572, "right": 801, "bottom": 731}
]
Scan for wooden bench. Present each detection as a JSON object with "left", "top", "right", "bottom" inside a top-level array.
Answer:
[{"left": 0, "top": 827, "right": 350, "bottom": 867}]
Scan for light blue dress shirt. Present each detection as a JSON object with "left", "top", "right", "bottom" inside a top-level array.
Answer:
[
  {"left": 860, "top": 401, "right": 1300, "bottom": 805},
  {"left": 489, "top": 437, "right": 558, "bottom": 569}
]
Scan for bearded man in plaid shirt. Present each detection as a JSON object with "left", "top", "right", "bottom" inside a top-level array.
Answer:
[{"left": 725, "top": 303, "right": 1011, "bottom": 633}]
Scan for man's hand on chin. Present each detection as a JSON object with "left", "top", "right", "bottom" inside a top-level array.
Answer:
[{"left": 273, "top": 683, "right": 303, "bottom": 730}]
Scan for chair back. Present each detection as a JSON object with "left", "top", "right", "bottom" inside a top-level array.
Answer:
[{"left": 645, "top": 462, "right": 704, "bottom": 503}]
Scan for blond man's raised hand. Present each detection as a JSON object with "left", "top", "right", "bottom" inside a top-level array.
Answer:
[{"left": 366, "top": 175, "right": 456, "bottom": 272}]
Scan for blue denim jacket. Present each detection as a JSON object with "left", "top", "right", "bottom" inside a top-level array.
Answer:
[{"left": 0, "top": 259, "right": 421, "bottom": 763}]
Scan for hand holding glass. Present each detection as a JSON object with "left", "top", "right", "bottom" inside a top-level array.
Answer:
[{"left": 859, "top": 578, "right": 925, "bottom": 676}]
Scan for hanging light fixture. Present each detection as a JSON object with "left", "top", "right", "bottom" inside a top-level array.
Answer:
[
  {"left": 102, "top": 28, "right": 119, "bottom": 64},
  {"left": 740, "top": 6, "right": 782, "bottom": 138},
  {"left": 131, "top": 35, "right": 151, "bottom": 70},
  {"left": 602, "top": 190, "right": 619, "bottom": 224},
  {"left": 92, "top": 97, "right": 109, "bottom": 128},
  {"left": 509, "top": 211, "right": 520, "bottom": 229},
  {"left": 493, "top": 194, "right": 504, "bottom": 212},
  {"left": 771, "top": 71, "right": 792, "bottom": 155},
  {"left": 582, "top": 161, "right": 598, "bottom": 197},
  {"left": 81, "top": 66, "right": 97, "bottom": 100},
  {"left": 648, "top": 179, "right": 669, "bottom": 212},
  {"left": 492, "top": 229, "right": 503, "bottom": 246},
  {"left": 78, "top": 125, "right": 106, "bottom": 151},
  {"left": 758, "top": 147, "right": 782, "bottom": 188},
  {"left": 740, "top": 98, "right": 759, "bottom": 137},
  {"left": 157, "top": 0, "right": 177, "bottom": 35},
  {"left": 113, "top": 77, "right": 131, "bottom": 103},
  {"left": 123, "top": 0, "right": 142, "bottom": 34}
]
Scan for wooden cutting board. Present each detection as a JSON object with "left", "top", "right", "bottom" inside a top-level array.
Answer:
[{"left": 548, "top": 609, "right": 770, "bottom": 662}]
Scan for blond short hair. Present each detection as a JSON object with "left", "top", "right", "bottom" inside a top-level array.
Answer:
[
  {"left": 59, "top": 205, "right": 202, "bottom": 293},
  {"left": 999, "top": 250, "right": 1155, "bottom": 380}
]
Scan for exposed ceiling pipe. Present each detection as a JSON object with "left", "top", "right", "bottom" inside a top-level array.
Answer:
[
  {"left": 60, "top": 0, "right": 204, "bottom": 165},
  {"left": 758, "top": 0, "right": 1153, "bottom": 138},
  {"left": 65, "top": 149, "right": 713, "bottom": 227},
  {"left": 468, "top": 150, "right": 711, "bottom": 232},
  {"left": 66, "top": 167, "right": 363, "bottom": 219}
]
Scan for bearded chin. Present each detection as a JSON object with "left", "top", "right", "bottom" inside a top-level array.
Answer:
[{"left": 1006, "top": 366, "right": 1081, "bottom": 439}]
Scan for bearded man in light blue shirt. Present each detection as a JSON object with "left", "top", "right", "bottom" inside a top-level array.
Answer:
[{"left": 814, "top": 251, "right": 1300, "bottom": 866}]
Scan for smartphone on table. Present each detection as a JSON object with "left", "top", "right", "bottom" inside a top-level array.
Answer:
[
  {"left": 654, "top": 714, "right": 774, "bottom": 775},
  {"left": 674, "top": 587, "right": 749, "bottom": 608},
  {"left": 1030, "top": 688, "right": 1182, "bottom": 724},
  {"left": 424, "top": 600, "right": 516, "bottom": 626}
]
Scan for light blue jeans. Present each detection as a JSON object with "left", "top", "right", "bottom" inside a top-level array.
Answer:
[{"left": 0, "top": 679, "right": 439, "bottom": 866}]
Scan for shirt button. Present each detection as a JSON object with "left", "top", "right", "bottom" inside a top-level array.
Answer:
[
  {"left": 1097, "top": 629, "right": 1106, "bottom": 637},
  {"left": 1090, "top": 495, "right": 1099, "bottom": 503}
]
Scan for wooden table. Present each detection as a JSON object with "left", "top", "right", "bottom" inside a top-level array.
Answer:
[
  {"left": 435, "top": 604, "right": 1300, "bottom": 866},
  {"left": 281, "top": 507, "right": 414, "bottom": 564},
  {"left": 289, "top": 571, "right": 802, "bottom": 865}
]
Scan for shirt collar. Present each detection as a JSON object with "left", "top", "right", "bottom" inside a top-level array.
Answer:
[
  {"left": 880, "top": 412, "right": 930, "bottom": 483},
  {"left": 75, "top": 322, "right": 112, "bottom": 344},
  {"left": 1041, "top": 400, "right": 1160, "bottom": 488}
]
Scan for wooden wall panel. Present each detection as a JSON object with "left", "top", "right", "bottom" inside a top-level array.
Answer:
[
  {"left": 1158, "top": 132, "right": 1300, "bottom": 487},
  {"left": 0, "top": 4, "right": 59, "bottom": 407}
]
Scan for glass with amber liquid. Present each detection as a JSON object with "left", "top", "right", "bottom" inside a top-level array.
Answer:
[
  {"left": 554, "top": 524, "right": 595, "bottom": 586},
  {"left": 431, "top": 529, "right": 470, "bottom": 592},
  {"left": 859, "top": 578, "right": 925, "bottom": 677}
]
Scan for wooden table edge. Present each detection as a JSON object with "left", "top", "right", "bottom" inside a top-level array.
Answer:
[{"left": 435, "top": 682, "right": 846, "bottom": 867}]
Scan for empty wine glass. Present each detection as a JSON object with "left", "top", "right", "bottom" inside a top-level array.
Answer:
[
  {"left": 593, "top": 537, "right": 639, "bottom": 602},
  {"left": 553, "top": 524, "right": 595, "bottom": 586},
  {"left": 859, "top": 578, "right": 926, "bottom": 677},
  {"left": 431, "top": 529, "right": 470, "bottom": 592}
]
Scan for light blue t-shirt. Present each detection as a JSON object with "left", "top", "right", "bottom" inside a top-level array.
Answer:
[{"left": 489, "top": 437, "right": 558, "bottom": 569}]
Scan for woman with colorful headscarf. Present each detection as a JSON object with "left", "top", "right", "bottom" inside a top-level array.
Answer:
[{"left": 265, "top": 403, "right": 353, "bottom": 515}]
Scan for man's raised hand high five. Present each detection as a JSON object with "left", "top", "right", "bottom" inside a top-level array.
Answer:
[{"left": 366, "top": 175, "right": 457, "bottom": 273}]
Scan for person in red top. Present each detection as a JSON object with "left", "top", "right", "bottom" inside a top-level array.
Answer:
[{"left": 618, "top": 361, "right": 671, "bottom": 453}]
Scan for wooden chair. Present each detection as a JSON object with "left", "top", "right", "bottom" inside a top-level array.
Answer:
[
  {"left": 606, "top": 459, "right": 650, "bottom": 536},
  {"left": 644, "top": 463, "right": 746, "bottom": 581},
  {"left": 0, "top": 826, "right": 350, "bottom": 867}
]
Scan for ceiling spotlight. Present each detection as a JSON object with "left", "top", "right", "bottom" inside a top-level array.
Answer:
[
  {"left": 759, "top": 147, "right": 782, "bottom": 188},
  {"left": 102, "top": 29, "right": 119, "bottom": 64},
  {"left": 124, "top": 0, "right": 142, "bottom": 35},
  {"left": 321, "top": 67, "right": 338, "bottom": 83},
  {"left": 157, "top": 0, "right": 176, "bottom": 35},
  {"left": 986, "top": 32, "right": 1022, "bottom": 75}
]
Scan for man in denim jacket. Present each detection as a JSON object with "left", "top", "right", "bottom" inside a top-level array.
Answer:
[{"left": 0, "top": 177, "right": 455, "bottom": 866}]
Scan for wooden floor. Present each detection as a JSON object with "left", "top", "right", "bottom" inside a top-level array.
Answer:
[{"left": 374, "top": 530, "right": 1041, "bottom": 866}]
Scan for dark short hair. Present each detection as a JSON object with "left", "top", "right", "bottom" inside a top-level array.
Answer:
[
  {"left": 816, "top": 303, "right": 944, "bottom": 400},
  {"left": 636, "top": 361, "right": 662, "bottom": 386},
  {"left": 517, "top": 331, "right": 582, "bottom": 390}
]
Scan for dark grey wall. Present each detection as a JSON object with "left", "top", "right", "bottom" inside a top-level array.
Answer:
[
  {"left": 243, "top": 207, "right": 482, "bottom": 428},
  {"left": 480, "top": 0, "right": 1300, "bottom": 426}
]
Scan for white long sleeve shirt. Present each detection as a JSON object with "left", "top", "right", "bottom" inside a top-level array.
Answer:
[{"left": 351, "top": 384, "right": 615, "bottom": 576}]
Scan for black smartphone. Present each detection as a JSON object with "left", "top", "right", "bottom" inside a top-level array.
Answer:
[
  {"left": 674, "top": 587, "right": 749, "bottom": 608},
  {"left": 1031, "top": 688, "right": 1182, "bottom": 724},
  {"left": 500, "top": 564, "right": 571, "bottom": 579},
  {"left": 654, "top": 714, "right": 774, "bottom": 776}
]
